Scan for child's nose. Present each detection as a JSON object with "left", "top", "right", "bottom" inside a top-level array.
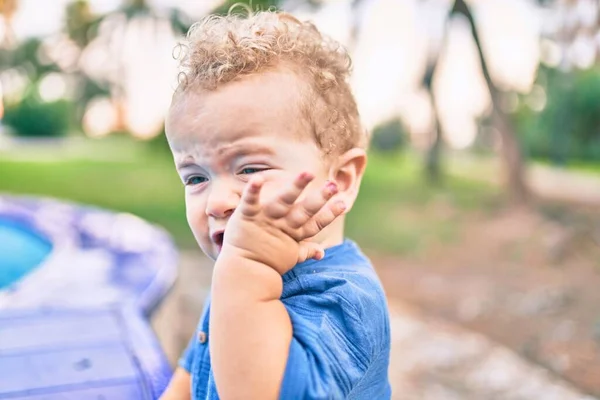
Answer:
[{"left": 205, "top": 181, "right": 239, "bottom": 218}]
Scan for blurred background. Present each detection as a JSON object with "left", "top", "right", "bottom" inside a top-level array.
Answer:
[{"left": 1, "top": 0, "right": 600, "bottom": 397}]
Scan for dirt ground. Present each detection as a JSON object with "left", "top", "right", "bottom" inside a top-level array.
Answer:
[{"left": 373, "top": 202, "right": 600, "bottom": 396}]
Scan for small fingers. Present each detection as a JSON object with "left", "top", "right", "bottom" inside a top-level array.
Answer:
[
  {"left": 297, "top": 241, "right": 325, "bottom": 264},
  {"left": 239, "top": 176, "right": 264, "bottom": 217},
  {"left": 287, "top": 181, "right": 339, "bottom": 229},
  {"left": 265, "top": 172, "right": 314, "bottom": 219},
  {"left": 300, "top": 200, "right": 347, "bottom": 239}
]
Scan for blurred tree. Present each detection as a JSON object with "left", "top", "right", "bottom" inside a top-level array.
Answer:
[
  {"left": 451, "top": 0, "right": 528, "bottom": 202},
  {"left": 511, "top": 0, "right": 600, "bottom": 166},
  {"left": 0, "top": 38, "right": 60, "bottom": 80},
  {"left": 0, "top": 1, "right": 106, "bottom": 137},
  {"left": 422, "top": 52, "right": 444, "bottom": 184},
  {"left": 66, "top": 0, "right": 192, "bottom": 135},
  {"left": 370, "top": 118, "right": 407, "bottom": 155},
  {"left": 344, "top": 0, "right": 528, "bottom": 198},
  {"left": 63, "top": 0, "right": 113, "bottom": 128},
  {"left": 211, "top": 0, "right": 280, "bottom": 15},
  {"left": 65, "top": 0, "right": 95, "bottom": 47},
  {"left": 0, "top": 36, "right": 77, "bottom": 137},
  {"left": 3, "top": 88, "right": 72, "bottom": 137},
  {"left": 211, "top": 0, "right": 328, "bottom": 15},
  {"left": 516, "top": 66, "right": 600, "bottom": 163},
  {"left": 422, "top": 4, "right": 451, "bottom": 185}
]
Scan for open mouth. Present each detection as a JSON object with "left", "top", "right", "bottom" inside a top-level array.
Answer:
[{"left": 212, "top": 231, "right": 225, "bottom": 248}]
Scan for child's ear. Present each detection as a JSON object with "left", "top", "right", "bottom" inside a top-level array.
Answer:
[{"left": 328, "top": 148, "right": 367, "bottom": 211}]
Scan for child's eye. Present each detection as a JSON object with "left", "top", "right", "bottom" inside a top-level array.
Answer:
[
  {"left": 240, "top": 167, "right": 267, "bottom": 175},
  {"left": 185, "top": 176, "right": 208, "bottom": 186}
]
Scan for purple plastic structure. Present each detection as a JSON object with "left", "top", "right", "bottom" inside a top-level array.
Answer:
[{"left": 0, "top": 195, "right": 178, "bottom": 399}]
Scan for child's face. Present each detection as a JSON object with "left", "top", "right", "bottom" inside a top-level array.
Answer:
[{"left": 166, "top": 69, "right": 331, "bottom": 261}]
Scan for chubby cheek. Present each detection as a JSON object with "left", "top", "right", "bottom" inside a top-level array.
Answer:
[{"left": 185, "top": 194, "right": 209, "bottom": 245}]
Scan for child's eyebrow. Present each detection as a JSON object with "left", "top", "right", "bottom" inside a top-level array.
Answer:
[
  {"left": 176, "top": 157, "right": 199, "bottom": 170},
  {"left": 218, "top": 144, "right": 276, "bottom": 160},
  {"left": 175, "top": 144, "right": 275, "bottom": 170}
]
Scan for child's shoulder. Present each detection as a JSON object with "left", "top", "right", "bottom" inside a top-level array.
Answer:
[
  {"left": 287, "top": 239, "right": 381, "bottom": 282},
  {"left": 282, "top": 239, "right": 389, "bottom": 327},
  {"left": 281, "top": 240, "right": 390, "bottom": 360},
  {"left": 280, "top": 243, "right": 391, "bottom": 399}
]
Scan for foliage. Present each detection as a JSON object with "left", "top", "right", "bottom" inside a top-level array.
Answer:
[
  {"left": 0, "top": 38, "right": 60, "bottom": 79},
  {"left": 515, "top": 66, "right": 600, "bottom": 164},
  {"left": 210, "top": 0, "right": 281, "bottom": 15},
  {"left": 65, "top": 0, "right": 95, "bottom": 47},
  {"left": 369, "top": 118, "right": 407, "bottom": 155},
  {"left": 3, "top": 89, "right": 73, "bottom": 138},
  {"left": 0, "top": 36, "right": 107, "bottom": 137}
]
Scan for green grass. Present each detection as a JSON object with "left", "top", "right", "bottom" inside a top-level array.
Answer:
[
  {"left": 346, "top": 152, "right": 500, "bottom": 256},
  {"left": 534, "top": 158, "right": 600, "bottom": 177},
  {"left": 0, "top": 140, "right": 499, "bottom": 254},
  {"left": 561, "top": 161, "right": 600, "bottom": 176},
  {"left": 0, "top": 139, "right": 195, "bottom": 247}
]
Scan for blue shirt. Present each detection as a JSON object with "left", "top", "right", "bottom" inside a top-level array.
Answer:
[{"left": 179, "top": 239, "right": 391, "bottom": 399}]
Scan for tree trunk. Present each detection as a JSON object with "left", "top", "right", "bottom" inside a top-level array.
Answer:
[
  {"left": 423, "top": 2, "right": 457, "bottom": 186},
  {"left": 424, "top": 62, "right": 444, "bottom": 184},
  {"left": 349, "top": 0, "right": 444, "bottom": 184},
  {"left": 453, "top": 0, "right": 529, "bottom": 203}
]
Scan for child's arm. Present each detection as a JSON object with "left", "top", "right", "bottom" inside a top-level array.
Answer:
[
  {"left": 211, "top": 254, "right": 292, "bottom": 400},
  {"left": 159, "top": 367, "right": 191, "bottom": 400},
  {"left": 210, "top": 173, "right": 344, "bottom": 400}
]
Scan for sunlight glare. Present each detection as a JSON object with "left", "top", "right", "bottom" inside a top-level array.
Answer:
[
  {"left": 83, "top": 97, "right": 117, "bottom": 138},
  {"left": 39, "top": 73, "right": 68, "bottom": 103}
]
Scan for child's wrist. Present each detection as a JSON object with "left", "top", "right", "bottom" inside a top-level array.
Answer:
[
  {"left": 219, "top": 240, "right": 294, "bottom": 273},
  {"left": 213, "top": 249, "right": 283, "bottom": 301}
]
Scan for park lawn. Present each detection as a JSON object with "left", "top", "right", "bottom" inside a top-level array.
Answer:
[
  {"left": 0, "top": 140, "right": 195, "bottom": 247},
  {"left": 534, "top": 159, "right": 600, "bottom": 177},
  {"left": 558, "top": 161, "right": 600, "bottom": 176},
  {"left": 349, "top": 153, "right": 500, "bottom": 255},
  {"left": 0, "top": 140, "right": 500, "bottom": 254}
]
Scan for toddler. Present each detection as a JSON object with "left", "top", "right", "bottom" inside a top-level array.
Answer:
[{"left": 160, "top": 9, "right": 391, "bottom": 400}]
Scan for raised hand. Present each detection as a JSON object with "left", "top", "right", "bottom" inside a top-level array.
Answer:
[{"left": 221, "top": 172, "right": 346, "bottom": 275}]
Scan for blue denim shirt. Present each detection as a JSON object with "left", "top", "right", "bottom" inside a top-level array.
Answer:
[{"left": 179, "top": 239, "right": 391, "bottom": 399}]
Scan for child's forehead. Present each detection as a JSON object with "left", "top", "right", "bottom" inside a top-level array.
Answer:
[
  {"left": 172, "top": 67, "right": 306, "bottom": 112},
  {"left": 167, "top": 71, "right": 316, "bottom": 150},
  {"left": 167, "top": 110, "right": 304, "bottom": 154}
]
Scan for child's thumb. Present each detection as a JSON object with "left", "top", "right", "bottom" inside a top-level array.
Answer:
[{"left": 297, "top": 241, "right": 325, "bottom": 263}]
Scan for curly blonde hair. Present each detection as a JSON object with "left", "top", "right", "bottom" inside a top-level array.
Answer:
[{"left": 173, "top": 8, "right": 365, "bottom": 155}]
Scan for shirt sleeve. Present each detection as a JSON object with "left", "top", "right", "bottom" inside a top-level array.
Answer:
[
  {"left": 178, "top": 332, "right": 196, "bottom": 372},
  {"left": 279, "top": 298, "right": 371, "bottom": 400}
]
